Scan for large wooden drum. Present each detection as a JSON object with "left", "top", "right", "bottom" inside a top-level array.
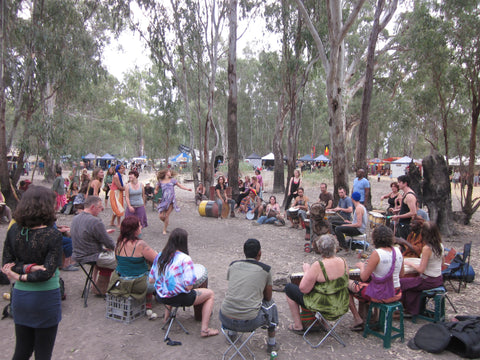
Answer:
[
  {"left": 198, "top": 200, "right": 219, "bottom": 218},
  {"left": 193, "top": 264, "right": 208, "bottom": 321}
]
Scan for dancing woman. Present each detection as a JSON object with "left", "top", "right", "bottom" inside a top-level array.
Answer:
[
  {"left": 155, "top": 169, "right": 192, "bottom": 235},
  {"left": 110, "top": 164, "right": 126, "bottom": 227}
]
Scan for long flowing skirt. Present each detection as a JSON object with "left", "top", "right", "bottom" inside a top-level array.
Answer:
[{"left": 110, "top": 190, "right": 125, "bottom": 217}]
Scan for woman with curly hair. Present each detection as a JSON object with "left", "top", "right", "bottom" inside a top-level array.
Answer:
[
  {"left": 2, "top": 186, "right": 63, "bottom": 359},
  {"left": 400, "top": 221, "right": 444, "bottom": 315},
  {"left": 348, "top": 225, "right": 404, "bottom": 331},
  {"left": 155, "top": 169, "right": 192, "bottom": 235}
]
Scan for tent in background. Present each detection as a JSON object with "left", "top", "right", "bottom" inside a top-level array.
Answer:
[
  {"left": 83, "top": 153, "right": 97, "bottom": 160},
  {"left": 170, "top": 152, "right": 192, "bottom": 163},
  {"left": 314, "top": 154, "right": 330, "bottom": 162},
  {"left": 100, "top": 153, "right": 115, "bottom": 160},
  {"left": 298, "top": 154, "right": 314, "bottom": 162},
  {"left": 246, "top": 152, "right": 262, "bottom": 169}
]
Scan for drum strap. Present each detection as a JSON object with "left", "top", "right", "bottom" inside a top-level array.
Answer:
[{"left": 229, "top": 259, "right": 271, "bottom": 273}]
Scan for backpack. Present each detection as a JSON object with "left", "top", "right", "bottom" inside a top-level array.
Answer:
[{"left": 409, "top": 316, "right": 480, "bottom": 358}]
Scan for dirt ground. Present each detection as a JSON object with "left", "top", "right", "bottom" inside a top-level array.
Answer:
[{"left": 0, "top": 170, "right": 478, "bottom": 359}]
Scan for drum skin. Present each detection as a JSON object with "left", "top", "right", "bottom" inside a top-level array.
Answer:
[
  {"left": 198, "top": 200, "right": 219, "bottom": 218},
  {"left": 193, "top": 264, "right": 209, "bottom": 321}
]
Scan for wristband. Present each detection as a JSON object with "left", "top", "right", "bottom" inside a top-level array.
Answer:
[{"left": 25, "top": 263, "right": 37, "bottom": 274}]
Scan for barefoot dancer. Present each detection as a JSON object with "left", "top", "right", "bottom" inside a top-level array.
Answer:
[{"left": 155, "top": 169, "right": 192, "bottom": 235}]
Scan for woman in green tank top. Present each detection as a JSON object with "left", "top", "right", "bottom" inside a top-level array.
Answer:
[{"left": 285, "top": 234, "right": 349, "bottom": 332}]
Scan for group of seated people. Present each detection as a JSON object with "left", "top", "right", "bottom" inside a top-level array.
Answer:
[
  {"left": 2, "top": 183, "right": 450, "bottom": 357},
  {"left": 286, "top": 219, "right": 446, "bottom": 336}
]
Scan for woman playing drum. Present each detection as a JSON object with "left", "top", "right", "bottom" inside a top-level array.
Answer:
[
  {"left": 285, "top": 234, "right": 349, "bottom": 333},
  {"left": 348, "top": 225, "right": 404, "bottom": 331},
  {"left": 149, "top": 228, "right": 218, "bottom": 338},
  {"left": 400, "top": 221, "right": 444, "bottom": 316}
]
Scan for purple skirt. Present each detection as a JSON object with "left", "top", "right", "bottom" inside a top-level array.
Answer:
[
  {"left": 400, "top": 275, "right": 443, "bottom": 315},
  {"left": 126, "top": 205, "right": 148, "bottom": 228}
]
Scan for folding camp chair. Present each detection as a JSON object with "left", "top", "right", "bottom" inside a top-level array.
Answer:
[
  {"left": 162, "top": 305, "right": 189, "bottom": 342},
  {"left": 442, "top": 242, "right": 472, "bottom": 293},
  {"left": 78, "top": 262, "right": 101, "bottom": 307},
  {"left": 303, "top": 311, "right": 347, "bottom": 348},
  {"left": 221, "top": 326, "right": 257, "bottom": 360}
]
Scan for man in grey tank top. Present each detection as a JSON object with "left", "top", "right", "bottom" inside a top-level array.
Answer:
[{"left": 334, "top": 192, "right": 368, "bottom": 251}]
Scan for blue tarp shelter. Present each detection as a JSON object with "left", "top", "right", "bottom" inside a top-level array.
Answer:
[
  {"left": 170, "top": 152, "right": 192, "bottom": 162},
  {"left": 314, "top": 154, "right": 331, "bottom": 162},
  {"left": 100, "top": 153, "right": 116, "bottom": 160},
  {"left": 83, "top": 153, "right": 97, "bottom": 160},
  {"left": 298, "top": 154, "right": 314, "bottom": 161}
]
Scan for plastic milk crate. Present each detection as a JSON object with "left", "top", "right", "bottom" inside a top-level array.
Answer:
[{"left": 106, "top": 294, "right": 146, "bottom": 324}]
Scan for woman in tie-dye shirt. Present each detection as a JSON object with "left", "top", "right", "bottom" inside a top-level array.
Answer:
[{"left": 149, "top": 228, "right": 219, "bottom": 337}]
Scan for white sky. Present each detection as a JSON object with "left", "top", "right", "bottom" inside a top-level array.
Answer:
[{"left": 102, "top": 5, "right": 278, "bottom": 81}]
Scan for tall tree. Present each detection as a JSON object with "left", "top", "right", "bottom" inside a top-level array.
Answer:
[
  {"left": 295, "top": 0, "right": 367, "bottom": 196},
  {"left": 442, "top": 0, "right": 480, "bottom": 224},
  {"left": 227, "top": 0, "right": 239, "bottom": 199}
]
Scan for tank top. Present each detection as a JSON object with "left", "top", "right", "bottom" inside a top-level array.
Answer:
[
  {"left": 374, "top": 248, "right": 403, "bottom": 288},
  {"left": 115, "top": 241, "right": 149, "bottom": 277},
  {"left": 423, "top": 244, "right": 444, "bottom": 278},
  {"left": 303, "top": 260, "right": 349, "bottom": 321},
  {"left": 399, "top": 191, "right": 416, "bottom": 224},
  {"left": 352, "top": 204, "right": 368, "bottom": 234},
  {"left": 128, "top": 184, "right": 144, "bottom": 207},
  {"left": 290, "top": 178, "right": 300, "bottom": 194}
]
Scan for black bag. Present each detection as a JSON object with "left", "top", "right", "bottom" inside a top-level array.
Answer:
[{"left": 409, "top": 316, "right": 480, "bottom": 358}]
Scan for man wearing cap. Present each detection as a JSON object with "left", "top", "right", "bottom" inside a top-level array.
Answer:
[
  {"left": 239, "top": 188, "right": 263, "bottom": 218},
  {"left": 219, "top": 239, "right": 278, "bottom": 354},
  {"left": 334, "top": 191, "right": 368, "bottom": 251}
]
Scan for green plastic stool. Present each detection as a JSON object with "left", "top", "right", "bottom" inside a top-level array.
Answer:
[
  {"left": 412, "top": 286, "right": 446, "bottom": 323},
  {"left": 363, "top": 301, "right": 404, "bottom": 348}
]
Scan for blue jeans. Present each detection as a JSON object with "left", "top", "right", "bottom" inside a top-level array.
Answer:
[
  {"left": 257, "top": 216, "right": 276, "bottom": 225},
  {"left": 216, "top": 199, "right": 235, "bottom": 214},
  {"left": 219, "top": 300, "right": 277, "bottom": 333},
  {"left": 334, "top": 226, "right": 362, "bottom": 249}
]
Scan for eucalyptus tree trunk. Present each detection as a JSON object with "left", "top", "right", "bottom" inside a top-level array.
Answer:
[
  {"left": 296, "top": 0, "right": 367, "bottom": 200},
  {"left": 422, "top": 154, "right": 453, "bottom": 235},
  {"left": 273, "top": 93, "right": 289, "bottom": 194},
  {"left": 227, "top": 0, "right": 239, "bottom": 199},
  {"left": 355, "top": 0, "right": 397, "bottom": 211}
]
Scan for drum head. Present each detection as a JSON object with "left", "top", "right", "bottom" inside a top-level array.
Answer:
[
  {"left": 193, "top": 264, "right": 208, "bottom": 285},
  {"left": 246, "top": 211, "right": 255, "bottom": 220},
  {"left": 288, "top": 207, "right": 299, "bottom": 213}
]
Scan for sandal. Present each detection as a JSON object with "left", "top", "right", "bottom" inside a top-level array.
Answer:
[
  {"left": 288, "top": 324, "right": 304, "bottom": 335},
  {"left": 201, "top": 328, "right": 219, "bottom": 338},
  {"left": 350, "top": 323, "right": 364, "bottom": 332}
]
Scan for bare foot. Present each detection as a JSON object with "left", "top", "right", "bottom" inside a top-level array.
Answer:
[{"left": 201, "top": 328, "right": 219, "bottom": 337}]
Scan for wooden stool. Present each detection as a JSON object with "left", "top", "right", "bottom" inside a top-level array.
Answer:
[
  {"left": 363, "top": 301, "right": 404, "bottom": 348},
  {"left": 413, "top": 286, "right": 446, "bottom": 323}
]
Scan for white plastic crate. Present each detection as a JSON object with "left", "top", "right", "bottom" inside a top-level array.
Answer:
[{"left": 106, "top": 294, "right": 146, "bottom": 324}]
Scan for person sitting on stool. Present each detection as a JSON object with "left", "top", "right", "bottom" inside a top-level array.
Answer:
[
  {"left": 219, "top": 238, "right": 278, "bottom": 353},
  {"left": 334, "top": 192, "right": 367, "bottom": 251}
]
